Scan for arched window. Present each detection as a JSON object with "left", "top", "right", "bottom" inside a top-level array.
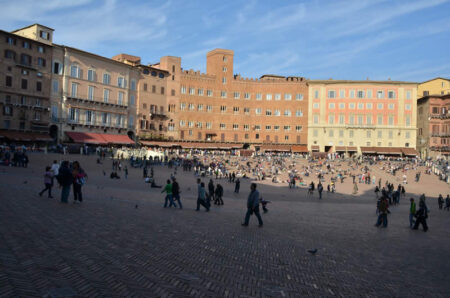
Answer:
[
  {"left": 158, "top": 73, "right": 164, "bottom": 78},
  {"left": 151, "top": 71, "right": 157, "bottom": 76},
  {"left": 143, "top": 69, "right": 149, "bottom": 75}
]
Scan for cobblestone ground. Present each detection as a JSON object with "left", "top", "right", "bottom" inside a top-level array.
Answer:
[{"left": 0, "top": 153, "right": 449, "bottom": 297}]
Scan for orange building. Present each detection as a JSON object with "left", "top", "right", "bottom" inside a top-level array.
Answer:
[{"left": 174, "top": 49, "right": 308, "bottom": 148}]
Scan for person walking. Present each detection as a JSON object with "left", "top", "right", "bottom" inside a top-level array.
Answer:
[
  {"left": 215, "top": 184, "right": 224, "bottom": 205},
  {"left": 438, "top": 194, "right": 444, "bottom": 210},
  {"left": 72, "top": 161, "right": 87, "bottom": 204},
  {"left": 352, "top": 181, "right": 358, "bottom": 195},
  {"left": 39, "top": 166, "right": 54, "bottom": 198},
  {"left": 445, "top": 195, "right": 450, "bottom": 211},
  {"left": 413, "top": 199, "right": 429, "bottom": 232},
  {"left": 409, "top": 198, "right": 416, "bottom": 228},
  {"left": 317, "top": 182, "right": 323, "bottom": 199},
  {"left": 124, "top": 166, "right": 128, "bottom": 179},
  {"left": 51, "top": 160, "right": 59, "bottom": 186},
  {"left": 196, "top": 181, "right": 210, "bottom": 211},
  {"left": 208, "top": 179, "right": 215, "bottom": 201},
  {"left": 172, "top": 177, "right": 182, "bottom": 209},
  {"left": 234, "top": 178, "right": 240, "bottom": 193},
  {"left": 375, "top": 196, "right": 389, "bottom": 228},
  {"left": 242, "top": 183, "right": 263, "bottom": 227},
  {"left": 56, "top": 161, "right": 73, "bottom": 204},
  {"left": 162, "top": 179, "right": 177, "bottom": 208}
]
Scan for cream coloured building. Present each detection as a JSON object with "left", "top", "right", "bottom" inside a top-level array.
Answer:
[{"left": 307, "top": 80, "right": 418, "bottom": 155}]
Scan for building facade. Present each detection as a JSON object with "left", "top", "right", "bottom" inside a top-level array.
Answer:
[
  {"left": 417, "top": 94, "right": 450, "bottom": 158},
  {"left": 176, "top": 49, "right": 309, "bottom": 146},
  {"left": 418, "top": 77, "right": 450, "bottom": 97},
  {"left": 307, "top": 80, "right": 418, "bottom": 154},
  {"left": 0, "top": 24, "right": 53, "bottom": 135}
]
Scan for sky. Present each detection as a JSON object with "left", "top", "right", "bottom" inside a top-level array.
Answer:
[{"left": 1, "top": 0, "right": 449, "bottom": 82}]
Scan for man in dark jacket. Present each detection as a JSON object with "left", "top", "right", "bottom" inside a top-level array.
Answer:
[
  {"left": 172, "top": 177, "right": 182, "bottom": 209},
  {"left": 242, "top": 183, "right": 263, "bottom": 227},
  {"left": 57, "top": 161, "right": 73, "bottom": 203},
  {"left": 413, "top": 199, "right": 429, "bottom": 232}
]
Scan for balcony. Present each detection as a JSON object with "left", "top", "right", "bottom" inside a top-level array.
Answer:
[
  {"left": 65, "top": 93, "right": 128, "bottom": 109},
  {"left": 150, "top": 112, "right": 169, "bottom": 120},
  {"left": 66, "top": 118, "right": 127, "bottom": 129},
  {"left": 431, "top": 132, "right": 450, "bottom": 137},
  {"left": 429, "top": 113, "right": 450, "bottom": 119}
]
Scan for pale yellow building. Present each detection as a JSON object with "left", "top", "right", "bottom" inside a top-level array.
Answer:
[
  {"left": 418, "top": 77, "right": 450, "bottom": 97},
  {"left": 307, "top": 80, "right": 418, "bottom": 155}
]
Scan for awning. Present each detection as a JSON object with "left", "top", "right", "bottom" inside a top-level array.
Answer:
[
  {"left": 260, "top": 144, "right": 291, "bottom": 152},
  {"left": 401, "top": 148, "right": 418, "bottom": 156},
  {"left": 291, "top": 145, "right": 308, "bottom": 153},
  {"left": 102, "top": 134, "right": 134, "bottom": 145},
  {"left": 0, "top": 130, "right": 52, "bottom": 142},
  {"left": 335, "top": 146, "right": 358, "bottom": 152},
  {"left": 335, "top": 146, "right": 346, "bottom": 152},
  {"left": 376, "top": 147, "right": 402, "bottom": 155},
  {"left": 347, "top": 146, "right": 358, "bottom": 152},
  {"left": 360, "top": 146, "right": 377, "bottom": 153},
  {"left": 311, "top": 145, "right": 320, "bottom": 151},
  {"left": 66, "top": 132, "right": 107, "bottom": 144},
  {"left": 140, "top": 141, "right": 179, "bottom": 147}
]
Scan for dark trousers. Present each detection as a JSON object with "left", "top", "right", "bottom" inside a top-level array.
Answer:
[
  {"left": 375, "top": 214, "right": 387, "bottom": 227},
  {"left": 61, "top": 185, "right": 70, "bottom": 203},
  {"left": 196, "top": 198, "right": 209, "bottom": 211},
  {"left": 173, "top": 193, "right": 182, "bottom": 209},
  {"left": 39, "top": 183, "right": 52, "bottom": 197},
  {"left": 244, "top": 206, "right": 263, "bottom": 225},
  {"left": 235, "top": 186, "right": 240, "bottom": 193},
  {"left": 73, "top": 183, "right": 83, "bottom": 202},
  {"left": 413, "top": 217, "right": 428, "bottom": 231},
  {"left": 215, "top": 195, "right": 224, "bottom": 205}
]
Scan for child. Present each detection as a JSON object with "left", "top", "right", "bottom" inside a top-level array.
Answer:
[{"left": 39, "top": 166, "right": 54, "bottom": 198}]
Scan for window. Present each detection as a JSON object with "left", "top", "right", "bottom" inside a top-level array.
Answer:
[
  {"left": 349, "top": 115, "right": 355, "bottom": 125},
  {"left": 314, "top": 90, "right": 319, "bottom": 99},
  {"left": 21, "top": 79, "right": 27, "bottom": 89},
  {"left": 181, "top": 86, "right": 186, "bottom": 94},
  {"left": 180, "top": 103, "right": 186, "bottom": 111},
  {"left": 85, "top": 110, "right": 93, "bottom": 123},
  {"left": 161, "top": 87, "right": 165, "bottom": 95},
  {"left": 197, "top": 122, "right": 202, "bottom": 128},
  {"left": 388, "top": 104, "right": 394, "bottom": 110},
  {"left": 206, "top": 105, "right": 212, "bottom": 112},
  {"left": 188, "top": 103, "right": 195, "bottom": 111},
  {"left": 255, "top": 108, "right": 262, "bottom": 115},
  {"left": 406, "top": 90, "right": 411, "bottom": 99},
  {"left": 256, "top": 93, "right": 262, "bottom": 100},
  {"left": 377, "top": 103, "right": 384, "bottom": 110},
  {"left": 339, "top": 114, "right": 345, "bottom": 124},
  {"left": 222, "top": 77, "right": 226, "bottom": 84},
  {"left": 357, "top": 115, "right": 363, "bottom": 125},
  {"left": 313, "top": 114, "right": 319, "bottom": 124},
  {"left": 405, "top": 104, "right": 411, "bottom": 110},
  {"left": 53, "top": 62, "right": 61, "bottom": 74},
  {"left": 328, "top": 90, "right": 336, "bottom": 98},
  {"left": 284, "top": 109, "right": 291, "bottom": 117},
  {"left": 88, "top": 86, "right": 94, "bottom": 100},
  {"left": 349, "top": 90, "right": 355, "bottom": 98},
  {"left": 23, "top": 41, "right": 31, "bottom": 49},
  {"left": 168, "top": 123, "right": 175, "bottom": 131},
  {"left": 206, "top": 122, "right": 212, "bottom": 129},
  {"left": 198, "top": 88, "right": 204, "bottom": 96},
  {"left": 143, "top": 83, "right": 148, "bottom": 92},
  {"left": 388, "top": 91, "right": 395, "bottom": 99},
  {"left": 220, "top": 123, "right": 226, "bottom": 130},
  {"left": 130, "top": 79, "right": 136, "bottom": 91},
  {"left": 233, "top": 106, "right": 239, "bottom": 114},
  {"left": 339, "top": 89, "right": 345, "bottom": 98},
  {"left": 207, "top": 90, "right": 213, "bottom": 97},
  {"left": 189, "top": 87, "right": 195, "bottom": 95},
  {"left": 328, "top": 114, "right": 335, "bottom": 124},
  {"left": 349, "top": 130, "right": 354, "bottom": 138},
  {"left": 188, "top": 121, "right": 194, "bottom": 128},
  {"left": 103, "top": 89, "right": 110, "bottom": 103},
  {"left": 339, "top": 130, "right": 344, "bottom": 137},
  {"left": 118, "top": 77, "right": 125, "bottom": 88},
  {"left": 6, "top": 76, "right": 12, "bottom": 87},
  {"left": 243, "top": 92, "right": 250, "bottom": 100},
  {"left": 388, "top": 131, "right": 393, "bottom": 139},
  {"left": 151, "top": 85, "right": 156, "bottom": 93},
  {"left": 275, "top": 93, "right": 281, "bottom": 101},
  {"left": 313, "top": 129, "right": 318, "bottom": 137},
  {"left": 377, "top": 131, "right": 382, "bottom": 138},
  {"left": 339, "top": 103, "right": 345, "bottom": 109},
  {"left": 129, "top": 95, "right": 135, "bottom": 105},
  {"left": 405, "top": 115, "right": 411, "bottom": 126},
  {"left": 158, "top": 73, "right": 164, "bottom": 79},
  {"left": 151, "top": 71, "right": 157, "bottom": 77},
  {"left": 265, "top": 125, "right": 271, "bottom": 130},
  {"left": 295, "top": 110, "right": 303, "bottom": 117},
  {"left": 20, "top": 96, "right": 26, "bottom": 105},
  {"left": 357, "top": 90, "right": 364, "bottom": 98},
  {"left": 313, "top": 103, "right": 319, "bottom": 109},
  {"left": 244, "top": 107, "right": 250, "bottom": 114},
  {"left": 223, "top": 56, "right": 227, "bottom": 62},
  {"left": 265, "top": 93, "right": 272, "bottom": 101},
  {"left": 103, "top": 73, "right": 111, "bottom": 84},
  {"left": 377, "top": 90, "right": 384, "bottom": 99},
  {"left": 52, "top": 80, "right": 59, "bottom": 93},
  {"left": 234, "top": 92, "right": 240, "bottom": 99},
  {"left": 367, "top": 115, "right": 372, "bottom": 125},
  {"left": 358, "top": 103, "right": 364, "bottom": 110},
  {"left": 87, "top": 69, "right": 95, "bottom": 81},
  {"left": 329, "top": 130, "right": 334, "bottom": 137},
  {"left": 284, "top": 93, "right": 292, "bottom": 100},
  {"left": 274, "top": 109, "right": 281, "bottom": 116},
  {"left": 20, "top": 54, "right": 31, "bottom": 66},
  {"left": 377, "top": 115, "right": 383, "bottom": 125},
  {"left": 6, "top": 37, "right": 16, "bottom": 45},
  {"left": 349, "top": 103, "right": 355, "bottom": 109},
  {"left": 296, "top": 126, "right": 302, "bottom": 132},
  {"left": 223, "top": 67, "right": 227, "bottom": 72},
  {"left": 367, "top": 90, "right": 372, "bottom": 98},
  {"left": 220, "top": 105, "right": 227, "bottom": 113},
  {"left": 195, "top": 104, "right": 202, "bottom": 111},
  {"left": 405, "top": 131, "right": 410, "bottom": 139},
  {"left": 255, "top": 125, "right": 261, "bottom": 131},
  {"left": 118, "top": 92, "right": 124, "bottom": 105},
  {"left": 265, "top": 109, "right": 272, "bottom": 116},
  {"left": 179, "top": 120, "right": 185, "bottom": 127},
  {"left": 366, "top": 103, "right": 373, "bottom": 109},
  {"left": 37, "top": 58, "right": 46, "bottom": 67},
  {"left": 71, "top": 65, "right": 80, "bottom": 78},
  {"left": 244, "top": 124, "right": 249, "bottom": 131},
  {"left": 39, "top": 30, "right": 50, "bottom": 40},
  {"left": 285, "top": 135, "right": 289, "bottom": 140},
  {"left": 221, "top": 91, "right": 227, "bottom": 98},
  {"left": 388, "top": 115, "right": 394, "bottom": 125},
  {"left": 233, "top": 124, "right": 239, "bottom": 130},
  {"left": 329, "top": 103, "right": 335, "bottom": 109},
  {"left": 36, "top": 81, "right": 42, "bottom": 91}
]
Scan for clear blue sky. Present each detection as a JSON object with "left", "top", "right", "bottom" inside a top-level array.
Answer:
[{"left": 1, "top": 0, "right": 449, "bottom": 82}]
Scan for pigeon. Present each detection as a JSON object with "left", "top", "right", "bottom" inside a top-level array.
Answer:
[
  {"left": 135, "top": 204, "right": 138, "bottom": 209},
  {"left": 307, "top": 249, "right": 318, "bottom": 255}
]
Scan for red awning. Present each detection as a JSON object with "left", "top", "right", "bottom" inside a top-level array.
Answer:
[
  {"left": 66, "top": 132, "right": 107, "bottom": 144},
  {"left": 291, "top": 145, "right": 308, "bottom": 153},
  {"left": 402, "top": 148, "right": 418, "bottom": 156},
  {"left": 0, "top": 130, "right": 52, "bottom": 142},
  {"left": 102, "top": 134, "right": 134, "bottom": 145}
]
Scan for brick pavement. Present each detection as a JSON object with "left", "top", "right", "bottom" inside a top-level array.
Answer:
[{"left": 0, "top": 153, "right": 449, "bottom": 297}]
